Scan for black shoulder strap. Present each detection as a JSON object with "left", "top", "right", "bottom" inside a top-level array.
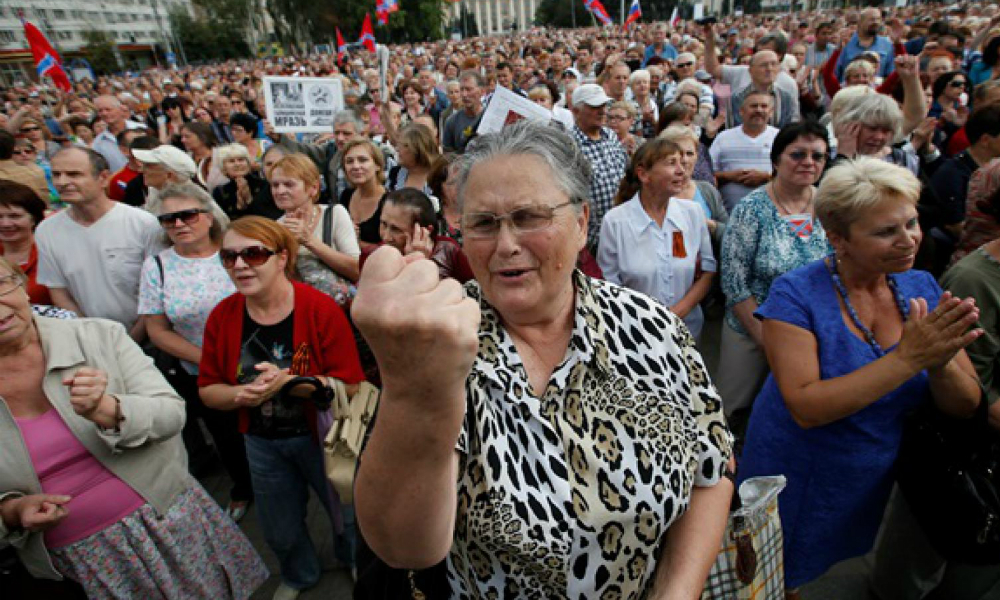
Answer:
[
  {"left": 155, "top": 254, "right": 164, "bottom": 283},
  {"left": 322, "top": 205, "right": 333, "bottom": 247}
]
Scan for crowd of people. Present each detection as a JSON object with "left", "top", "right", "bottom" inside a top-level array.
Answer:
[{"left": 2, "top": 2, "right": 1000, "bottom": 599}]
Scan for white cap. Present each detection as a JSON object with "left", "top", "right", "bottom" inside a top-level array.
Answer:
[
  {"left": 132, "top": 146, "right": 197, "bottom": 179},
  {"left": 572, "top": 83, "right": 612, "bottom": 108}
]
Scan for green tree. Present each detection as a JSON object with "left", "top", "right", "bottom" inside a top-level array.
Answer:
[
  {"left": 81, "top": 29, "right": 119, "bottom": 75},
  {"left": 264, "top": 0, "right": 447, "bottom": 50},
  {"left": 169, "top": 0, "right": 251, "bottom": 61}
]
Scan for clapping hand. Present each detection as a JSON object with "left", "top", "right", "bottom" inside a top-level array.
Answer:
[
  {"left": 897, "top": 293, "right": 983, "bottom": 373},
  {"left": 894, "top": 55, "right": 919, "bottom": 80},
  {"left": 909, "top": 117, "right": 938, "bottom": 153},
  {"left": 235, "top": 176, "right": 252, "bottom": 210},
  {"left": 235, "top": 363, "right": 290, "bottom": 407},
  {"left": 283, "top": 206, "right": 314, "bottom": 244}
]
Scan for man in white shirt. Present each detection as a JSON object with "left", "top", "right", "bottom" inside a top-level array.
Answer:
[
  {"left": 35, "top": 147, "right": 163, "bottom": 340},
  {"left": 709, "top": 91, "right": 779, "bottom": 211}
]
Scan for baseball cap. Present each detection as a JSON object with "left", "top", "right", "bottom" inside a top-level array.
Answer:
[
  {"left": 133, "top": 146, "right": 197, "bottom": 178},
  {"left": 563, "top": 67, "right": 582, "bottom": 80},
  {"left": 572, "top": 84, "right": 612, "bottom": 108}
]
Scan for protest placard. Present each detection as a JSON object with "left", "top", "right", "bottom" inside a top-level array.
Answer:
[
  {"left": 476, "top": 86, "right": 552, "bottom": 135},
  {"left": 263, "top": 76, "right": 345, "bottom": 133}
]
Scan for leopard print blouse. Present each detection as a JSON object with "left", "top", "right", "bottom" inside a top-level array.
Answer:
[{"left": 450, "top": 271, "right": 733, "bottom": 599}]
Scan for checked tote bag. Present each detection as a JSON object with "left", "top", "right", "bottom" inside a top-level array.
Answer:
[{"left": 701, "top": 475, "right": 787, "bottom": 600}]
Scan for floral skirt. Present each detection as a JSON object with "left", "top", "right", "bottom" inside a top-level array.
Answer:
[{"left": 49, "top": 483, "right": 268, "bottom": 599}]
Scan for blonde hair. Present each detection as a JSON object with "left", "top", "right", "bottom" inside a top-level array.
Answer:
[
  {"left": 397, "top": 123, "right": 440, "bottom": 170},
  {"left": 658, "top": 124, "right": 699, "bottom": 147},
  {"left": 0, "top": 256, "right": 27, "bottom": 284},
  {"left": 608, "top": 100, "right": 637, "bottom": 119},
  {"left": 340, "top": 138, "right": 387, "bottom": 184},
  {"left": 816, "top": 156, "right": 921, "bottom": 238},
  {"left": 830, "top": 85, "right": 902, "bottom": 139},
  {"left": 843, "top": 59, "right": 875, "bottom": 82}
]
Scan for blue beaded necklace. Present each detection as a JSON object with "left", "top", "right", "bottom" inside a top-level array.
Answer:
[{"left": 825, "top": 255, "right": 909, "bottom": 356}]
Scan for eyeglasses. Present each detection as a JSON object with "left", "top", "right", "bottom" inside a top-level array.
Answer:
[
  {"left": 219, "top": 246, "right": 277, "bottom": 268},
  {"left": 676, "top": 62, "right": 695, "bottom": 68},
  {"left": 462, "top": 201, "right": 575, "bottom": 239},
  {"left": 787, "top": 150, "right": 828, "bottom": 163},
  {"left": 607, "top": 114, "right": 631, "bottom": 122},
  {"left": 13, "top": 148, "right": 36, "bottom": 155},
  {"left": 158, "top": 208, "right": 207, "bottom": 227},
  {"left": 20, "top": 126, "right": 40, "bottom": 133},
  {"left": 0, "top": 274, "right": 23, "bottom": 297},
  {"left": 948, "top": 80, "right": 968, "bottom": 89}
]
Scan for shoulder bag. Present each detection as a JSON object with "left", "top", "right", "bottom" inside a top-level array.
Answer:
[{"left": 896, "top": 394, "right": 1000, "bottom": 564}]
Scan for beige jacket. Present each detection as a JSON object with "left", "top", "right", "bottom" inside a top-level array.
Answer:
[{"left": 0, "top": 316, "right": 189, "bottom": 579}]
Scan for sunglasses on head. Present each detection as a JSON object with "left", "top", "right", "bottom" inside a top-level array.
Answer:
[
  {"left": 219, "top": 246, "right": 276, "bottom": 268},
  {"left": 158, "top": 208, "right": 207, "bottom": 227}
]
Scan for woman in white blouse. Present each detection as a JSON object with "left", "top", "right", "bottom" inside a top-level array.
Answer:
[
  {"left": 271, "top": 154, "right": 361, "bottom": 307},
  {"left": 598, "top": 137, "right": 716, "bottom": 339}
]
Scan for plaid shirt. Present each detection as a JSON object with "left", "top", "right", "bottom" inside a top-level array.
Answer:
[{"left": 571, "top": 125, "right": 627, "bottom": 251}]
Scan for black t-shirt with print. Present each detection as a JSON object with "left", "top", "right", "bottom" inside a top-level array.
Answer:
[{"left": 238, "top": 309, "right": 309, "bottom": 438}]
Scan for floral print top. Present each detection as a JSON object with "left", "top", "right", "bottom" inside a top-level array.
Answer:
[
  {"left": 720, "top": 186, "right": 831, "bottom": 335},
  {"left": 448, "top": 271, "right": 733, "bottom": 598},
  {"left": 138, "top": 248, "right": 236, "bottom": 373}
]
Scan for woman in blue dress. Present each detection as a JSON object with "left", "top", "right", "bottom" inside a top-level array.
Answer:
[{"left": 737, "top": 157, "right": 984, "bottom": 597}]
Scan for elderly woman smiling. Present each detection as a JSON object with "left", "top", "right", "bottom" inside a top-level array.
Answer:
[
  {"left": 738, "top": 157, "right": 982, "bottom": 595},
  {"left": 353, "top": 122, "right": 733, "bottom": 598}
]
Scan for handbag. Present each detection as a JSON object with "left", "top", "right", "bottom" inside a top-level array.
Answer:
[
  {"left": 701, "top": 475, "right": 787, "bottom": 600},
  {"left": 297, "top": 205, "right": 358, "bottom": 307},
  {"left": 895, "top": 394, "right": 1000, "bottom": 565},
  {"left": 323, "top": 380, "right": 380, "bottom": 505}
]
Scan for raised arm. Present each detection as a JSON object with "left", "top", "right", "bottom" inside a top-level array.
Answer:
[
  {"left": 702, "top": 24, "right": 723, "bottom": 80},
  {"left": 352, "top": 247, "right": 480, "bottom": 569}
]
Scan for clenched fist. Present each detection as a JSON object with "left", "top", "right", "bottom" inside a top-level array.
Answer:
[
  {"left": 63, "top": 367, "right": 111, "bottom": 421},
  {"left": 352, "top": 247, "right": 480, "bottom": 411}
]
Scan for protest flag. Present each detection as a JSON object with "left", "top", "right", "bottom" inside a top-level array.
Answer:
[
  {"left": 625, "top": 0, "right": 642, "bottom": 26},
  {"left": 359, "top": 13, "right": 377, "bottom": 52},
  {"left": 670, "top": 6, "right": 681, "bottom": 28},
  {"left": 21, "top": 17, "right": 71, "bottom": 92},
  {"left": 583, "top": 0, "right": 613, "bottom": 26},
  {"left": 336, "top": 27, "right": 347, "bottom": 64}
]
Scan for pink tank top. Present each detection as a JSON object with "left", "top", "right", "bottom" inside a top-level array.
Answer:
[{"left": 15, "top": 410, "right": 146, "bottom": 548}]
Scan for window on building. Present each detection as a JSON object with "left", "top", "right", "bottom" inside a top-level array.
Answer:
[
  {"left": 0, "top": 8, "right": 6, "bottom": 17},
  {"left": 53, "top": 9, "right": 66, "bottom": 18},
  {"left": 0, "top": 31, "right": 17, "bottom": 43}
]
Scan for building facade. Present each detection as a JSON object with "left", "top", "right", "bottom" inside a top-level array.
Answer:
[
  {"left": 449, "top": 0, "right": 539, "bottom": 36},
  {"left": 0, "top": 0, "right": 193, "bottom": 85}
]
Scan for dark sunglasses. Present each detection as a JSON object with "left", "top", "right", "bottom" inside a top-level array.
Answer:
[
  {"left": 158, "top": 208, "right": 207, "bottom": 227},
  {"left": 219, "top": 246, "right": 276, "bottom": 268},
  {"left": 676, "top": 62, "right": 695, "bottom": 68},
  {"left": 20, "top": 126, "right": 41, "bottom": 133},
  {"left": 948, "top": 80, "right": 968, "bottom": 88},
  {"left": 787, "top": 150, "right": 828, "bottom": 163}
]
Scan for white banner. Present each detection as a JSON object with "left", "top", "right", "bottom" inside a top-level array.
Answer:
[
  {"left": 476, "top": 86, "right": 552, "bottom": 135},
  {"left": 263, "top": 76, "right": 344, "bottom": 134}
]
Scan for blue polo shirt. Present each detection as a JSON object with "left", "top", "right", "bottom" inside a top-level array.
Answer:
[{"left": 835, "top": 34, "right": 895, "bottom": 81}]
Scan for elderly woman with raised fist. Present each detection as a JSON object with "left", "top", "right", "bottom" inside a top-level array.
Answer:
[
  {"left": 352, "top": 122, "right": 734, "bottom": 599},
  {"left": 0, "top": 256, "right": 267, "bottom": 598}
]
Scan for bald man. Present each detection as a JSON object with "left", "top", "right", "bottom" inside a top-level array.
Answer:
[{"left": 835, "top": 9, "right": 896, "bottom": 81}]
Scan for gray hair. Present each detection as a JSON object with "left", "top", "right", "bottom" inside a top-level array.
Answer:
[
  {"left": 816, "top": 156, "right": 921, "bottom": 238},
  {"left": 216, "top": 143, "right": 251, "bottom": 163},
  {"left": 457, "top": 121, "right": 591, "bottom": 211},
  {"left": 830, "top": 87, "right": 902, "bottom": 139},
  {"left": 629, "top": 69, "right": 651, "bottom": 85},
  {"left": 333, "top": 109, "right": 366, "bottom": 132},
  {"left": 157, "top": 181, "right": 230, "bottom": 240}
]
